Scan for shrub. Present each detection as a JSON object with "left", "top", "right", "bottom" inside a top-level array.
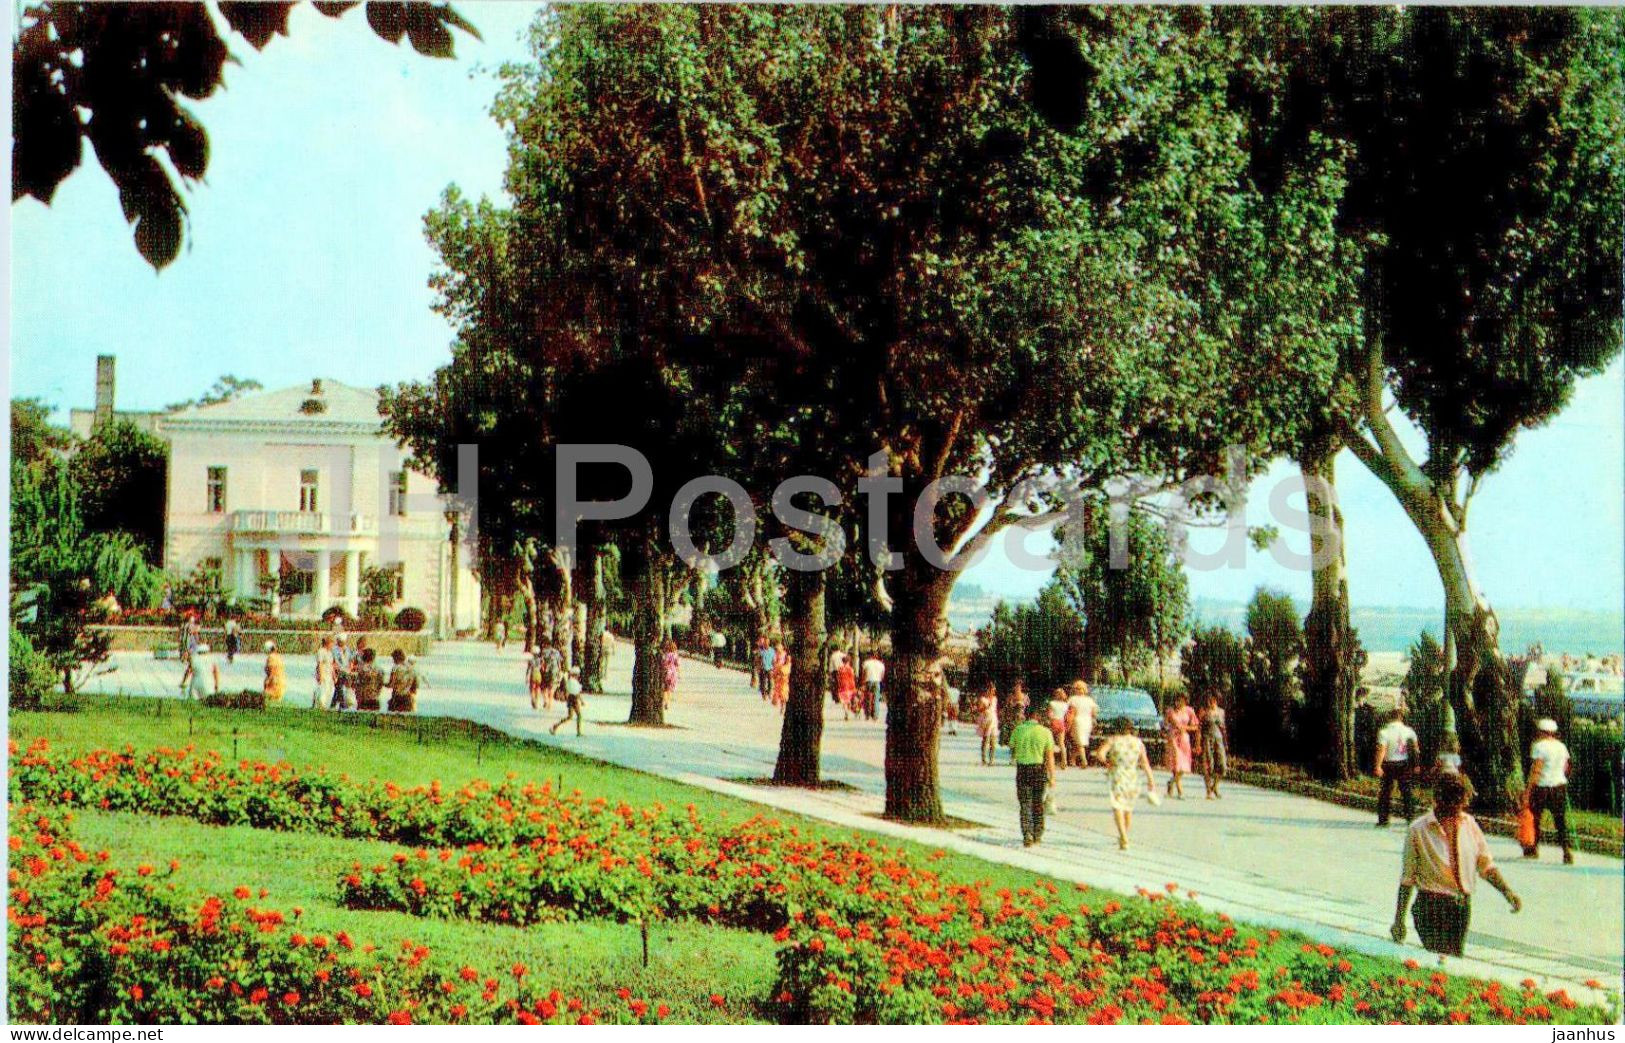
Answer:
[
  {"left": 321, "top": 606, "right": 358, "bottom": 630},
  {"left": 394, "top": 607, "right": 427, "bottom": 632},
  {"left": 9, "top": 625, "right": 57, "bottom": 710},
  {"left": 199, "top": 689, "right": 267, "bottom": 710},
  {"left": 1182, "top": 626, "right": 1244, "bottom": 706}
]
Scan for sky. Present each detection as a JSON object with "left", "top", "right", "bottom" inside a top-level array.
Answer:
[{"left": 9, "top": 2, "right": 1623, "bottom": 617}]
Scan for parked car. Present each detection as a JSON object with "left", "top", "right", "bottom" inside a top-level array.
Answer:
[{"left": 1092, "top": 685, "right": 1164, "bottom": 757}]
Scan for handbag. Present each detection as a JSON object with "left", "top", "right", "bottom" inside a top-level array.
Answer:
[{"left": 1516, "top": 804, "right": 1537, "bottom": 849}]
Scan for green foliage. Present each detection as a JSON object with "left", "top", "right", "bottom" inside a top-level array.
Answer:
[
  {"left": 1051, "top": 506, "right": 1189, "bottom": 683},
  {"left": 164, "top": 374, "right": 264, "bottom": 412},
  {"left": 10, "top": 398, "right": 74, "bottom": 466},
  {"left": 13, "top": 2, "right": 479, "bottom": 269},
  {"left": 1182, "top": 625, "right": 1246, "bottom": 706},
  {"left": 1231, "top": 589, "right": 1305, "bottom": 761},
  {"left": 9, "top": 624, "right": 56, "bottom": 710},
  {"left": 67, "top": 420, "right": 168, "bottom": 561},
  {"left": 394, "top": 607, "right": 427, "bottom": 633},
  {"left": 966, "top": 583, "right": 1088, "bottom": 697},
  {"left": 1404, "top": 630, "right": 1452, "bottom": 762},
  {"left": 10, "top": 458, "right": 163, "bottom": 690}
]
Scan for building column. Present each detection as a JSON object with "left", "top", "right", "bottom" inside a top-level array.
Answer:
[
  {"left": 343, "top": 549, "right": 361, "bottom": 618},
  {"left": 235, "top": 548, "right": 255, "bottom": 601},
  {"left": 315, "top": 548, "right": 332, "bottom": 615},
  {"left": 268, "top": 550, "right": 281, "bottom": 618}
]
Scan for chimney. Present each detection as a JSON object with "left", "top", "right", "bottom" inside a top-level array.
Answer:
[
  {"left": 311, "top": 378, "right": 324, "bottom": 395},
  {"left": 94, "top": 355, "right": 116, "bottom": 430}
]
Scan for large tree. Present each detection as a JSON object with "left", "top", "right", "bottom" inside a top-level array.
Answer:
[
  {"left": 473, "top": 6, "right": 1350, "bottom": 822},
  {"left": 1248, "top": 9, "right": 1625, "bottom": 807},
  {"left": 67, "top": 420, "right": 169, "bottom": 562}
]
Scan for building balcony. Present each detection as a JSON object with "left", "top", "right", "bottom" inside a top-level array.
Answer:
[{"left": 230, "top": 510, "right": 374, "bottom": 537}]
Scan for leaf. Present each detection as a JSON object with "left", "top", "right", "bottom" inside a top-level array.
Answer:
[
  {"left": 365, "top": 1, "right": 407, "bottom": 44},
  {"left": 313, "top": 2, "right": 362, "bottom": 17},
  {"left": 166, "top": 105, "right": 210, "bottom": 182},
  {"left": 110, "top": 157, "right": 185, "bottom": 270},
  {"left": 404, "top": 13, "right": 455, "bottom": 59},
  {"left": 12, "top": 52, "right": 83, "bottom": 204},
  {"left": 217, "top": 2, "right": 295, "bottom": 50}
]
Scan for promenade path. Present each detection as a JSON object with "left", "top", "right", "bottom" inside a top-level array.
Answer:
[{"left": 79, "top": 639, "right": 1623, "bottom": 1004}]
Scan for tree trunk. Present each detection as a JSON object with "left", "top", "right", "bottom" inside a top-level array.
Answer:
[
  {"left": 1300, "top": 447, "right": 1360, "bottom": 781},
  {"left": 627, "top": 532, "right": 667, "bottom": 726},
  {"left": 883, "top": 565, "right": 955, "bottom": 823},
  {"left": 547, "top": 549, "right": 573, "bottom": 670},
  {"left": 517, "top": 549, "right": 539, "bottom": 652},
  {"left": 773, "top": 569, "right": 828, "bottom": 785},
  {"left": 577, "top": 543, "right": 606, "bottom": 693}
]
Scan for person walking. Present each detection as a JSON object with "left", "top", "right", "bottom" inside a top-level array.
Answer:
[
  {"left": 313, "top": 634, "right": 337, "bottom": 710},
  {"left": 262, "top": 641, "right": 285, "bottom": 703},
  {"left": 223, "top": 618, "right": 242, "bottom": 665},
  {"left": 1375, "top": 707, "right": 1420, "bottom": 827},
  {"left": 1095, "top": 717, "right": 1158, "bottom": 850},
  {"left": 758, "top": 638, "right": 778, "bottom": 701},
  {"left": 330, "top": 634, "right": 353, "bottom": 710},
  {"left": 1065, "top": 681, "right": 1098, "bottom": 768},
  {"left": 1198, "top": 694, "right": 1228, "bottom": 798},
  {"left": 771, "top": 642, "right": 791, "bottom": 713},
  {"left": 1010, "top": 703, "right": 1057, "bottom": 847},
  {"left": 660, "top": 639, "right": 682, "bottom": 710},
  {"left": 1391, "top": 773, "right": 1521, "bottom": 959},
  {"left": 187, "top": 643, "right": 219, "bottom": 701},
  {"left": 494, "top": 619, "right": 508, "bottom": 651},
  {"left": 976, "top": 682, "right": 1000, "bottom": 766},
  {"left": 386, "top": 648, "right": 419, "bottom": 714},
  {"left": 1163, "top": 693, "right": 1199, "bottom": 799},
  {"left": 1522, "top": 718, "right": 1574, "bottom": 864},
  {"left": 710, "top": 627, "right": 727, "bottom": 669},
  {"left": 539, "top": 642, "right": 565, "bottom": 711},
  {"left": 551, "top": 667, "right": 586, "bottom": 736},
  {"left": 1046, "top": 688, "right": 1071, "bottom": 771},
  {"left": 352, "top": 648, "right": 384, "bottom": 712},
  {"left": 860, "top": 651, "right": 884, "bottom": 720},
  {"left": 835, "top": 654, "right": 860, "bottom": 721}
]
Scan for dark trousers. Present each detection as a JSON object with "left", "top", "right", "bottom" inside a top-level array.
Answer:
[
  {"left": 1412, "top": 890, "right": 1470, "bottom": 956},
  {"left": 1527, "top": 784, "right": 1572, "bottom": 854},
  {"left": 713, "top": 648, "right": 724, "bottom": 668},
  {"left": 758, "top": 668, "right": 773, "bottom": 698},
  {"left": 862, "top": 683, "right": 879, "bottom": 720},
  {"left": 1016, "top": 764, "right": 1048, "bottom": 845},
  {"left": 1377, "top": 762, "right": 1414, "bottom": 824}
]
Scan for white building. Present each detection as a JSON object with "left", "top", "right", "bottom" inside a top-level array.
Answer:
[{"left": 158, "top": 378, "right": 480, "bottom": 636}]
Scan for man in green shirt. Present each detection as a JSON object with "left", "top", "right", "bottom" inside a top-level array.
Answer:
[{"left": 1010, "top": 702, "right": 1057, "bottom": 846}]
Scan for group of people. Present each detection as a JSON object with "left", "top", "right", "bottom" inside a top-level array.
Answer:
[
  {"left": 521, "top": 640, "right": 588, "bottom": 736},
  {"left": 1006, "top": 698, "right": 1159, "bottom": 851},
  {"left": 177, "top": 613, "right": 290, "bottom": 704},
  {"left": 747, "top": 637, "right": 885, "bottom": 720},
  {"left": 1161, "top": 692, "right": 1229, "bottom": 800},
  {"left": 312, "top": 631, "right": 418, "bottom": 713}
]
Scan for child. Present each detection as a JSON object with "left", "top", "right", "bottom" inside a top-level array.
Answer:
[
  {"left": 551, "top": 667, "right": 586, "bottom": 737},
  {"left": 525, "top": 647, "right": 544, "bottom": 710}
]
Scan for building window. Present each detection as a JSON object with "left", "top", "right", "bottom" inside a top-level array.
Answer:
[
  {"left": 206, "top": 467, "right": 227, "bottom": 513},
  {"left": 299, "top": 469, "right": 319, "bottom": 513},
  {"left": 388, "top": 471, "right": 408, "bottom": 517}
]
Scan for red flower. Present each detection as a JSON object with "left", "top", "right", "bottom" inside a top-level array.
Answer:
[{"left": 128, "top": 985, "right": 144, "bottom": 1001}]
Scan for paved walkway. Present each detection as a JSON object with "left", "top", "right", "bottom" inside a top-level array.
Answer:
[{"left": 81, "top": 640, "right": 1623, "bottom": 1004}]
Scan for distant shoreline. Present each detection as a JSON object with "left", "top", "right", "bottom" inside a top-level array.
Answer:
[{"left": 946, "top": 588, "right": 1624, "bottom": 655}]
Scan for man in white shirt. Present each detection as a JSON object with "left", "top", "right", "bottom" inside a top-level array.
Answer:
[
  {"left": 1523, "top": 717, "right": 1574, "bottom": 864},
  {"left": 1374, "top": 707, "right": 1420, "bottom": 827},
  {"left": 860, "top": 653, "right": 885, "bottom": 721},
  {"left": 1065, "top": 680, "right": 1098, "bottom": 768},
  {"left": 709, "top": 628, "right": 727, "bottom": 668},
  {"left": 1391, "top": 773, "right": 1520, "bottom": 958}
]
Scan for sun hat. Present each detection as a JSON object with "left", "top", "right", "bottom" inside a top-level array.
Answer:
[{"left": 1536, "top": 718, "right": 1559, "bottom": 733}]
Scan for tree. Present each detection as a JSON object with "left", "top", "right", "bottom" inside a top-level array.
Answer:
[
  {"left": 164, "top": 374, "right": 263, "bottom": 412},
  {"left": 11, "top": 398, "right": 74, "bottom": 466},
  {"left": 1182, "top": 625, "right": 1245, "bottom": 707},
  {"left": 1051, "top": 505, "right": 1189, "bottom": 686},
  {"left": 1404, "top": 629, "right": 1451, "bottom": 765},
  {"left": 967, "top": 583, "right": 1088, "bottom": 698},
  {"left": 13, "top": 1, "right": 479, "bottom": 268},
  {"left": 67, "top": 420, "right": 169, "bottom": 561},
  {"left": 1250, "top": 8, "right": 1624, "bottom": 808},
  {"left": 11, "top": 459, "right": 164, "bottom": 691},
  {"left": 1235, "top": 588, "right": 1305, "bottom": 761}
]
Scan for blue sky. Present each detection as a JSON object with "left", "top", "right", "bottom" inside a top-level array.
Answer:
[{"left": 10, "top": 2, "right": 1622, "bottom": 615}]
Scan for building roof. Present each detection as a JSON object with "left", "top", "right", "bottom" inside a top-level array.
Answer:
[{"left": 160, "top": 380, "right": 384, "bottom": 434}]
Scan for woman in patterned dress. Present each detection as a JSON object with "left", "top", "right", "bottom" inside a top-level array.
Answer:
[{"left": 1094, "top": 718, "right": 1158, "bottom": 850}]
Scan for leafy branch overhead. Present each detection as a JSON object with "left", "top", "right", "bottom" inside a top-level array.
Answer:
[{"left": 12, "top": 1, "right": 479, "bottom": 270}]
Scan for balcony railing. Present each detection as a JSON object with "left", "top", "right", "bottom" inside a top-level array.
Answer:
[{"left": 231, "top": 510, "right": 374, "bottom": 536}]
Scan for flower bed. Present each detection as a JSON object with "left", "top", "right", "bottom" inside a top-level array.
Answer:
[
  {"left": 7, "top": 804, "right": 692, "bottom": 1025},
  {"left": 9, "top": 740, "right": 1614, "bottom": 1026}
]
